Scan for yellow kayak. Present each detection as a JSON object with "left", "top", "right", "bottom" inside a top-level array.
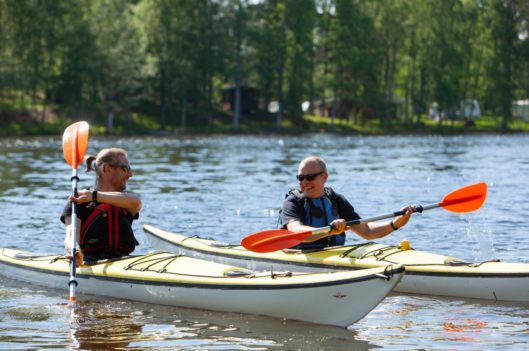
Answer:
[
  {"left": 144, "top": 224, "right": 529, "bottom": 302},
  {"left": 0, "top": 247, "right": 404, "bottom": 327}
]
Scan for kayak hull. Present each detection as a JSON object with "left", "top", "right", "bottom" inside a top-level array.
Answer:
[
  {"left": 144, "top": 224, "right": 529, "bottom": 302},
  {"left": 0, "top": 248, "right": 404, "bottom": 327}
]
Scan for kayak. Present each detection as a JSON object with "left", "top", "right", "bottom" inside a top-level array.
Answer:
[
  {"left": 0, "top": 248, "right": 404, "bottom": 327},
  {"left": 143, "top": 224, "right": 529, "bottom": 303}
]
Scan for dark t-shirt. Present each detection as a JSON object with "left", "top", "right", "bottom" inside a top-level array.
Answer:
[{"left": 280, "top": 190, "right": 360, "bottom": 249}]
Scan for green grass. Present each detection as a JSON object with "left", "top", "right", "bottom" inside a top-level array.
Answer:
[
  {"left": 2, "top": 90, "right": 529, "bottom": 136},
  {"left": 302, "top": 113, "right": 529, "bottom": 134}
]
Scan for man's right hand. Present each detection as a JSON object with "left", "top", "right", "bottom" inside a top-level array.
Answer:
[
  {"left": 329, "top": 219, "right": 347, "bottom": 235},
  {"left": 67, "top": 250, "right": 84, "bottom": 267}
]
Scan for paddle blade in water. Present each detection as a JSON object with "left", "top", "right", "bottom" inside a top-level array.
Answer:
[
  {"left": 439, "top": 182, "right": 487, "bottom": 213},
  {"left": 62, "top": 121, "right": 89, "bottom": 169},
  {"left": 241, "top": 229, "right": 311, "bottom": 253}
]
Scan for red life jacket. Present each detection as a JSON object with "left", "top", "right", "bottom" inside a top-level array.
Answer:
[{"left": 80, "top": 203, "right": 137, "bottom": 259}]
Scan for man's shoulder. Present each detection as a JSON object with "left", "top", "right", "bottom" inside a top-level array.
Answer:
[
  {"left": 283, "top": 188, "right": 304, "bottom": 202},
  {"left": 324, "top": 188, "right": 354, "bottom": 211},
  {"left": 283, "top": 193, "right": 302, "bottom": 205},
  {"left": 323, "top": 187, "right": 344, "bottom": 201},
  {"left": 282, "top": 192, "right": 305, "bottom": 213}
]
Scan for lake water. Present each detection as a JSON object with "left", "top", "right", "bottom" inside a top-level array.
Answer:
[{"left": 1, "top": 133, "right": 529, "bottom": 350}]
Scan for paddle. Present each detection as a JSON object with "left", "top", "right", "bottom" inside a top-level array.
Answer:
[
  {"left": 241, "top": 182, "right": 487, "bottom": 253},
  {"left": 62, "top": 121, "right": 89, "bottom": 303}
]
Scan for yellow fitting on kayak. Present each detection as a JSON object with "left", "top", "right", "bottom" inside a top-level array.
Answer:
[{"left": 399, "top": 240, "right": 411, "bottom": 251}]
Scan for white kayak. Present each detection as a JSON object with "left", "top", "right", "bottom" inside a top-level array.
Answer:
[
  {"left": 143, "top": 224, "right": 529, "bottom": 303},
  {"left": 0, "top": 247, "right": 404, "bottom": 327}
]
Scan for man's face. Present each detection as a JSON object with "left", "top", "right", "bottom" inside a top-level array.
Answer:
[
  {"left": 297, "top": 161, "right": 327, "bottom": 198},
  {"left": 107, "top": 155, "right": 132, "bottom": 191}
]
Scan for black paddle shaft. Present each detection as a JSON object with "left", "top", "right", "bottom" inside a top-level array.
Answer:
[{"left": 344, "top": 205, "right": 425, "bottom": 227}]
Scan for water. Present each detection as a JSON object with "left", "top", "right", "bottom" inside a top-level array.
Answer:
[{"left": 1, "top": 133, "right": 529, "bottom": 350}]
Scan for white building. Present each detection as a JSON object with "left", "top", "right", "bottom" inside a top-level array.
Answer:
[{"left": 513, "top": 100, "right": 529, "bottom": 121}]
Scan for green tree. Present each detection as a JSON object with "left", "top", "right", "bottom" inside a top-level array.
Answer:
[
  {"left": 251, "top": 0, "right": 286, "bottom": 129},
  {"left": 54, "top": 1, "right": 101, "bottom": 120},
  {"left": 2, "top": 0, "right": 68, "bottom": 125},
  {"left": 327, "top": 0, "right": 383, "bottom": 126},
  {"left": 369, "top": 0, "right": 409, "bottom": 124},
  {"left": 140, "top": 0, "right": 220, "bottom": 130},
  {"left": 284, "top": 0, "right": 316, "bottom": 122},
  {"left": 87, "top": 0, "right": 145, "bottom": 133},
  {"left": 485, "top": 0, "right": 518, "bottom": 131}
]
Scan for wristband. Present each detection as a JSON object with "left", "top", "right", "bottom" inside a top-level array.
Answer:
[
  {"left": 390, "top": 220, "right": 399, "bottom": 231},
  {"left": 92, "top": 190, "right": 98, "bottom": 202}
]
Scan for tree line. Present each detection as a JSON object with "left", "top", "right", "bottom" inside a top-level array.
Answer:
[{"left": 1, "top": 0, "right": 528, "bottom": 132}]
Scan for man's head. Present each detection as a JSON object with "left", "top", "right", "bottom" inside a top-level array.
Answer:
[
  {"left": 297, "top": 156, "right": 328, "bottom": 198},
  {"left": 87, "top": 148, "right": 132, "bottom": 191}
]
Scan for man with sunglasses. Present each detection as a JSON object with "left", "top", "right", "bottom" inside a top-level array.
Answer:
[
  {"left": 61, "top": 148, "right": 142, "bottom": 264},
  {"left": 280, "top": 156, "right": 413, "bottom": 249}
]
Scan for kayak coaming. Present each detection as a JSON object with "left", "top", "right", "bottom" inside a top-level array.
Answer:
[
  {"left": 0, "top": 248, "right": 405, "bottom": 327},
  {"left": 143, "top": 224, "right": 529, "bottom": 302}
]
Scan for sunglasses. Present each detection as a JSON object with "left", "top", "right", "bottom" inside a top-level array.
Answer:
[
  {"left": 110, "top": 164, "right": 132, "bottom": 172},
  {"left": 296, "top": 171, "right": 324, "bottom": 181}
]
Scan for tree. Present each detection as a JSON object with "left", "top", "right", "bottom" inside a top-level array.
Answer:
[
  {"left": 88, "top": 0, "right": 145, "bottom": 133},
  {"left": 485, "top": 0, "right": 518, "bottom": 131},
  {"left": 284, "top": 0, "right": 316, "bottom": 123},
  {"left": 251, "top": 0, "right": 286, "bottom": 129},
  {"left": 2, "top": 0, "right": 68, "bottom": 125},
  {"left": 327, "top": 0, "right": 383, "bottom": 125}
]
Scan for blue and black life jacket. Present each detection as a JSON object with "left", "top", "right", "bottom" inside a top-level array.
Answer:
[{"left": 286, "top": 187, "right": 346, "bottom": 249}]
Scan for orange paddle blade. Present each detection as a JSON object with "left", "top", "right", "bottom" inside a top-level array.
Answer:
[
  {"left": 439, "top": 182, "right": 487, "bottom": 213},
  {"left": 62, "top": 121, "right": 89, "bottom": 169},
  {"left": 240, "top": 229, "right": 311, "bottom": 253}
]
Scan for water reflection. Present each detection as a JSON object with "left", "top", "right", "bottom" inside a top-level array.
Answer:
[
  {"left": 354, "top": 295, "right": 529, "bottom": 350},
  {"left": 66, "top": 299, "right": 373, "bottom": 351},
  {"left": 69, "top": 302, "right": 144, "bottom": 350}
]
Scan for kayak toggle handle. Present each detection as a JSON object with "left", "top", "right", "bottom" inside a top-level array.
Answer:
[{"left": 68, "top": 279, "right": 78, "bottom": 287}]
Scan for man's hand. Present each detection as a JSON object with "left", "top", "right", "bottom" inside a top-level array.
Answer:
[
  {"left": 329, "top": 219, "right": 347, "bottom": 235},
  {"left": 392, "top": 205, "right": 415, "bottom": 229},
  {"left": 67, "top": 250, "right": 84, "bottom": 267},
  {"left": 68, "top": 188, "right": 93, "bottom": 204}
]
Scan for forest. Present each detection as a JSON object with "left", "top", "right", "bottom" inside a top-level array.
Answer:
[{"left": 1, "top": 0, "right": 528, "bottom": 134}]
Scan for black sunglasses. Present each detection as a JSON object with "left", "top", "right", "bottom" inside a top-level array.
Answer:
[{"left": 296, "top": 171, "right": 324, "bottom": 181}]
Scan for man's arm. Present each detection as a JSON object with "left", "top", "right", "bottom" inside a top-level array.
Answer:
[
  {"left": 69, "top": 189, "right": 142, "bottom": 216},
  {"left": 64, "top": 215, "right": 84, "bottom": 266}
]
